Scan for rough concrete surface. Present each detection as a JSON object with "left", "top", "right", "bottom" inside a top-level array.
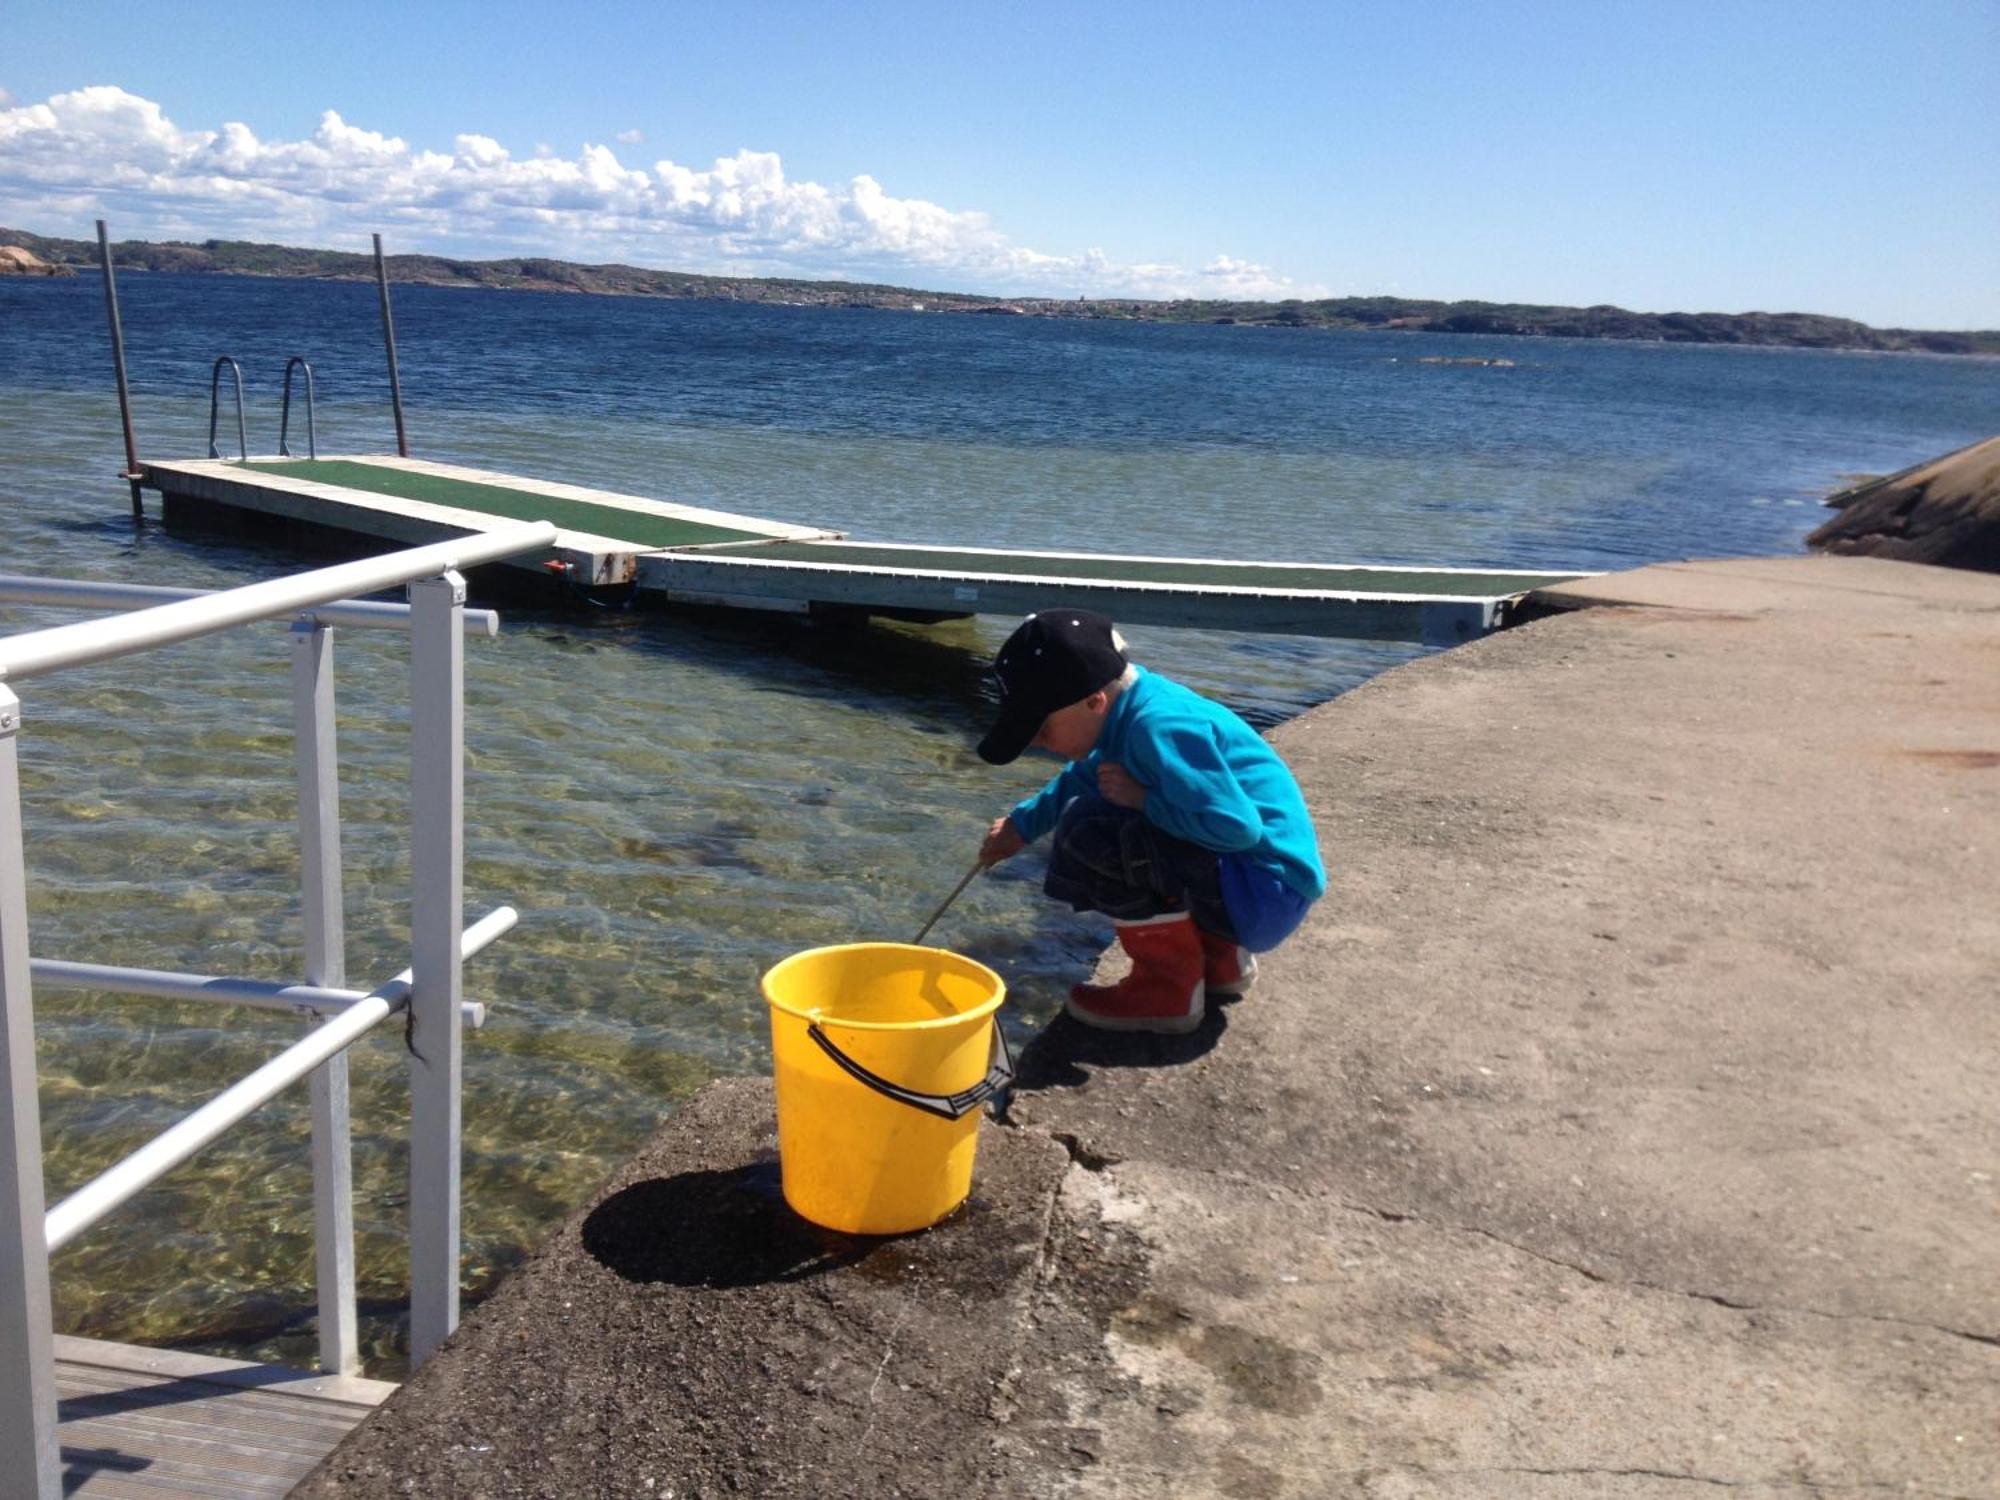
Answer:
[{"left": 298, "top": 555, "right": 1999, "bottom": 1499}]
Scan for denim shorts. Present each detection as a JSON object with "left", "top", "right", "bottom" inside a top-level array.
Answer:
[{"left": 1041, "top": 792, "right": 1235, "bottom": 938}]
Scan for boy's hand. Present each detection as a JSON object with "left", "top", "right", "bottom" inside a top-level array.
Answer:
[
  {"left": 979, "top": 816, "right": 1026, "bottom": 866},
  {"left": 1098, "top": 762, "right": 1147, "bottom": 810}
]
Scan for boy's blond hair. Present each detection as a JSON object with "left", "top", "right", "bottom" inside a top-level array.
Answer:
[{"left": 1101, "top": 636, "right": 1139, "bottom": 700}]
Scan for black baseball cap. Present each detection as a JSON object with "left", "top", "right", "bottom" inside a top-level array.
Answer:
[{"left": 977, "top": 609, "right": 1127, "bottom": 765}]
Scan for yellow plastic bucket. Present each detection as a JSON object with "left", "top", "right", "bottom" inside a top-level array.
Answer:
[{"left": 762, "top": 942, "right": 1011, "bottom": 1235}]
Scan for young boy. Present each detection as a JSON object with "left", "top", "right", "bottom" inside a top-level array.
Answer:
[{"left": 975, "top": 608, "right": 1325, "bottom": 1034}]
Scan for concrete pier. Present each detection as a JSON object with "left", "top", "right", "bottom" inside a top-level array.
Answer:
[{"left": 296, "top": 554, "right": 2000, "bottom": 1499}]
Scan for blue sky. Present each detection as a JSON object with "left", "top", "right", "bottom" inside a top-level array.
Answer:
[{"left": 5, "top": 0, "right": 1996, "bottom": 326}]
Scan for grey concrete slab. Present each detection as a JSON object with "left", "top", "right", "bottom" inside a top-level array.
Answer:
[
  {"left": 1531, "top": 551, "right": 2000, "bottom": 612},
  {"left": 1025, "top": 1163, "right": 1991, "bottom": 1498},
  {"left": 299, "top": 554, "right": 2000, "bottom": 1498},
  {"left": 1019, "top": 557, "right": 2000, "bottom": 1323}
]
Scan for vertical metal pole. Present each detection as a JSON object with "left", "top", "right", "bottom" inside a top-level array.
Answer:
[
  {"left": 96, "top": 220, "right": 144, "bottom": 518},
  {"left": 373, "top": 234, "right": 410, "bottom": 459},
  {"left": 0, "top": 687, "right": 60, "bottom": 1498},
  {"left": 407, "top": 572, "right": 463, "bottom": 1365},
  {"left": 293, "top": 621, "right": 359, "bottom": 1377}
]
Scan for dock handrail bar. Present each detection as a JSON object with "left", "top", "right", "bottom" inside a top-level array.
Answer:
[
  {"left": 43, "top": 907, "right": 517, "bottom": 1255},
  {"left": 0, "top": 524, "right": 552, "bottom": 681},
  {"left": 279, "top": 356, "right": 318, "bottom": 459},
  {"left": 0, "top": 572, "right": 502, "bottom": 637},
  {"left": 0, "top": 522, "right": 556, "bottom": 1499},
  {"left": 29, "top": 956, "right": 491, "bottom": 1025},
  {"left": 207, "top": 355, "right": 249, "bottom": 463}
]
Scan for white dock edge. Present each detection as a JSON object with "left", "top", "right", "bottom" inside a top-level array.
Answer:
[{"left": 637, "top": 549, "right": 1515, "bottom": 643}]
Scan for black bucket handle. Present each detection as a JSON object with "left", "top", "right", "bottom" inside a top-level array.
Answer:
[{"left": 805, "top": 1016, "right": 1014, "bottom": 1121}]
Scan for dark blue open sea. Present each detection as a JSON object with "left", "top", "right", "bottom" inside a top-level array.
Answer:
[{"left": 2, "top": 271, "right": 1995, "bottom": 1373}]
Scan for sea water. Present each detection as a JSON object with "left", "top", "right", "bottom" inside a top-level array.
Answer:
[{"left": 2, "top": 271, "right": 1995, "bottom": 1373}]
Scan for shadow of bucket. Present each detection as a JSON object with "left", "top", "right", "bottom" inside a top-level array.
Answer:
[{"left": 762, "top": 942, "right": 1011, "bottom": 1235}]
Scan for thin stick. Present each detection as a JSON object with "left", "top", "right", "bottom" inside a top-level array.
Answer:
[
  {"left": 97, "top": 221, "right": 143, "bottom": 515},
  {"left": 373, "top": 234, "right": 409, "bottom": 458},
  {"left": 912, "top": 861, "right": 984, "bottom": 946}
]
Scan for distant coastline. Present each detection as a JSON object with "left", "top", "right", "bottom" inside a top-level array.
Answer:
[{"left": 5, "top": 225, "right": 1994, "bottom": 357}]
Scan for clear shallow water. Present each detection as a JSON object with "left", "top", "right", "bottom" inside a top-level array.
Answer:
[{"left": 2, "top": 273, "right": 1996, "bottom": 1374}]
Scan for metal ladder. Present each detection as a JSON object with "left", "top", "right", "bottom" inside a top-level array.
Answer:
[{"left": 205, "top": 355, "right": 320, "bottom": 461}]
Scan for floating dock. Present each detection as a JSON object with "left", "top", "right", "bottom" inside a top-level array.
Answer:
[
  {"left": 140, "top": 455, "right": 1588, "bottom": 644},
  {"left": 140, "top": 455, "right": 839, "bottom": 589}
]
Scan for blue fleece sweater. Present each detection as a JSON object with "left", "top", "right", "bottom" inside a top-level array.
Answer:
[{"left": 1009, "top": 668, "right": 1327, "bottom": 907}]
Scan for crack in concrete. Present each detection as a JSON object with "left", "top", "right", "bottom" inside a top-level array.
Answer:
[
  {"left": 980, "top": 1133, "right": 1106, "bottom": 1433},
  {"left": 1331, "top": 1192, "right": 2000, "bottom": 1354},
  {"left": 1017, "top": 1136, "right": 2000, "bottom": 1355},
  {"left": 1261, "top": 1461, "right": 1988, "bottom": 1499},
  {"left": 994, "top": 1094, "right": 1127, "bottom": 1175},
  {"left": 991, "top": 1117, "right": 1076, "bottom": 1298},
  {"left": 1010, "top": 1172, "right": 1074, "bottom": 1378},
  {"left": 806, "top": 1284, "right": 905, "bottom": 1360},
  {"left": 1487, "top": 1466, "right": 1978, "bottom": 1498},
  {"left": 1004, "top": 1117, "right": 2000, "bottom": 1353},
  {"left": 1499, "top": 1467, "right": 1738, "bottom": 1489},
  {"left": 1006, "top": 1113, "right": 1992, "bottom": 1500},
  {"left": 1074, "top": 1459, "right": 1978, "bottom": 1498},
  {"left": 1044, "top": 1130, "right": 1118, "bottom": 1172},
  {"left": 853, "top": 1301, "right": 913, "bottom": 1462}
]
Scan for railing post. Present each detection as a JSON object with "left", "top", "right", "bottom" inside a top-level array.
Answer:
[
  {"left": 0, "top": 687, "right": 60, "bottom": 1498},
  {"left": 293, "top": 620, "right": 359, "bottom": 1377},
  {"left": 407, "top": 572, "right": 464, "bottom": 1366}
]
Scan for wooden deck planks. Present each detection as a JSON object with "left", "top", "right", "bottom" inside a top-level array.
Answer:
[{"left": 55, "top": 1336, "right": 393, "bottom": 1499}]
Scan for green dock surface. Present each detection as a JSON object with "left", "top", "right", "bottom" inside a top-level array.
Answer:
[
  {"left": 725, "top": 542, "right": 1581, "bottom": 597},
  {"left": 245, "top": 460, "right": 776, "bottom": 549}
]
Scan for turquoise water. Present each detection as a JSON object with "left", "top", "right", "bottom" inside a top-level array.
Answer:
[{"left": 2, "top": 272, "right": 1996, "bottom": 1374}]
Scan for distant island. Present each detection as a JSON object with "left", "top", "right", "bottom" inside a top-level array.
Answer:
[{"left": 5, "top": 225, "right": 1994, "bottom": 357}]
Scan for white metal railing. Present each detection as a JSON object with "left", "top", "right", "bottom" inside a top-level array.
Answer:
[
  {"left": 42, "top": 907, "right": 520, "bottom": 1256},
  {"left": 0, "top": 523, "right": 556, "bottom": 1500},
  {"left": 0, "top": 572, "right": 503, "bottom": 635},
  {"left": 29, "top": 958, "right": 491, "bottom": 1023}
]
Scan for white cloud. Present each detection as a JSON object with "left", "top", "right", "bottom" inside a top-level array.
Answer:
[
  {"left": 615, "top": 128, "right": 643, "bottom": 145},
  {"left": 0, "top": 86, "right": 1323, "bottom": 300}
]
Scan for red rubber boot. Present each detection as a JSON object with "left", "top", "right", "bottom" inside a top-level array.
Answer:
[
  {"left": 1197, "top": 929, "right": 1257, "bottom": 995},
  {"left": 1067, "top": 913, "right": 1207, "bottom": 1034}
]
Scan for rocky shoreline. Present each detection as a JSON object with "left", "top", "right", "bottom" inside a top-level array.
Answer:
[
  {"left": 5, "top": 225, "right": 1994, "bottom": 355},
  {"left": 1808, "top": 434, "right": 2000, "bottom": 571},
  {"left": 0, "top": 245, "right": 72, "bottom": 277}
]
